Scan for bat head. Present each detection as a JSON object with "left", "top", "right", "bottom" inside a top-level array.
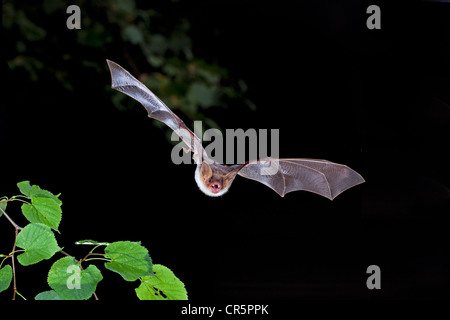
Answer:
[{"left": 194, "top": 162, "right": 238, "bottom": 197}]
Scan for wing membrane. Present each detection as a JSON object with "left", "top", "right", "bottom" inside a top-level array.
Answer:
[
  {"left": 238, "top": 158, "right": 364, "bottom": 199},
  {"left": 107, "top": 60, "right": 206, "bottom": 164}
]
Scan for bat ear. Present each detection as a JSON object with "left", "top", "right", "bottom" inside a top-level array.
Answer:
[{"left": 201, "top": 162, "right": 213, "bottom": 180}]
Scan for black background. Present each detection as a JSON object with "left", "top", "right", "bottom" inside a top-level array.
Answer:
[{"left": 1, "top": 0, "right": 449, "bottom": 305}]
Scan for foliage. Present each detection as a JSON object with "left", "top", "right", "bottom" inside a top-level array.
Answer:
[
  {"left": 15, "top": 223, "right": 61, "bottom": 266},
  {"left": 136, "top": 264, "right": 188, "bottom": 300},
  {"left": 46, "top": 256, "right": 103, "bottom": 300},
  {"left": 2, "top": 0, "right": 254, "bottom": 133},
  {"left": 104, "top": 241, "right": 154, "bottom": 281},
  {"left": 0, "top": 181, "right": 188, "bottom": 300}
]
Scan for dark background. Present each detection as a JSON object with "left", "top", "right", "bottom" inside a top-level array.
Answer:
[{"left": 1, "top": 0, "right": 449, "bottom": 303}]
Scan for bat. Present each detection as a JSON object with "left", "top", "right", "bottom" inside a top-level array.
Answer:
[{"left": 106, "top": 59, "right": 365, "bottom": 199}]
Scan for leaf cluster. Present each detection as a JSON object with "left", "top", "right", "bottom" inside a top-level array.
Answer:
[
  {"left": 3, "top": 0, "right": 254, "bottom": 134},
  {"left": 0, "top": 181, "right": 187, "bottom": 300}
]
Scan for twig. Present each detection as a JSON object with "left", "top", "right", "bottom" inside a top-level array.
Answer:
[
  {"left": 59, "top": 250, "right": 73, "bottom": 257},
  {"left": 11, "top": 227, "right": 19, "bottom": 300},
  {"left": 0, "top": 206, "right": 23, "bottom": 230},
  {"left": 1, "top": 204, "right": 24, "bottom": 299}
]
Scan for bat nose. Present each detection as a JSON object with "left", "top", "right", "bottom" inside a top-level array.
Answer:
[{"left": 209, "top": 182, "right": 222, "bottom": 193}]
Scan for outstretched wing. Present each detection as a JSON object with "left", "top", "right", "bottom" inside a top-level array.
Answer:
[
  {"left": 106, "top": 59, "right": 207, "bottom": 164},
  {"left": 237, "top": 158, "right": 364, "bottom": 199}
]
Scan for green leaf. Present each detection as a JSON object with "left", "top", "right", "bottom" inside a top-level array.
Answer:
[
  {"left": 104, "top": 241, "right": 153, "bottom": 281},
  {"left": 0, "top": 265, "right": 13, "bottom": 293},
  {"left": 16, "top": 223, "right": 61, "bottom": 266},
  {"left": 122, "top": 25, "right": 144, "bottom": 45},
  {"left": 149, "top": 34, "right": 168, "bottom": 54},
  {"left": 21, "top": 197, "right": 62, "bottom": 231},
  {"left": 17, "top": 181, "right": 33, "bottom": 197},
  {"left": 75, "top": 239, "right": 110, "bottom": 246},
  {"left": 35, "top": 290, "right": 64, "bottom": 300},
  {"left": 186, "top": 82, "right": 216, "bottom": 108},
  {"left": 147, "top": 53, "right": 164, "bottom": 68},
  {"left": 48, "top": 256, "right": 102, "bottom": 300},
  {"left": 196, "top": 66, "right": 220, "bottom": 84},
  {"left": 135, "top": 264, "right": 188, "bottom": 300},
  {"left": 18, "top": 181, "right": 62, "bottom": 231},
  {"left": 17, "top": 181, "right": 62, "bottom": 205},
  {"left": 32, "top": 188, "right": 62, "bottom": 205}
]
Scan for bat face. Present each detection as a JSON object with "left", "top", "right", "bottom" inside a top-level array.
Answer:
[{"left": 194, "top": 162, "right": 240, "bottom": 197}]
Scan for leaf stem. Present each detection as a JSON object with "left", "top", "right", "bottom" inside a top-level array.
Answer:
[
  {"left": 9, "top": 197, "right": 30, "bottom": 205},
  {"left": 0, "top": 255, "right": 10, "bottom": 269},
  {"left": 89, "top": 244, "right": 104, "bottom": 255},
  {"left": 9, "top": 249, "right": 25, "bottom": 255},
  {"left": 15, "top": 290, "right": 27, "bottom": 300},
  {"left": 86, "top": 253, "right": 106, "bottom": 257},
  {"left": 81, "top": 250, "right": 107, "bottom": 264},
  {"left": 10, "top": 195, "right": 30, "bottom": 201}
]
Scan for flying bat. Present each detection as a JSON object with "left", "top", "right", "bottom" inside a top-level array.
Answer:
[{"left": 106, "top": 59, "right": 365, "bottom": 199}]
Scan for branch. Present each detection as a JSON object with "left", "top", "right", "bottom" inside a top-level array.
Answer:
[
  {"left": 12, "top": 228, "right": 19, "bottom": 300},
  {"left": 0, "top": 202, "right": 24, "bottom": 299},
  {"left": 0, "top": 206, "right": 23, "bottom": 230}
]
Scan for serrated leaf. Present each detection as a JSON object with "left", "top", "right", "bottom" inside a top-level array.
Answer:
[
  {"left": 135, "top": 264, "right": 188, "bottom": 300},
  {"left": 32, "top": 188, "right": 62, "bottom": 205},
  {"left": 21, "top": 197, "right": 62, "bottom": 231},
  {"left": 35, "top": 290, "right": 64, "bottom": 300},
  {"left": 16, "top": 223, "right": 61, "bottom": 266},
  {"left": 48, "top": 256, "right": 102, "bottom": 300},
  {"left": 17, "top": 181, "right": 62, "bottom": 205},
  {"left": 104, "top": 241, "right": 153, "bottom": 281},
  {"left": 17, "top": 181, "right": 33, "bottom": 197},
  {"left": 75, "top": 239, "right": 110, "bottom": 246},
  {"left": 0, "top": 265, "right": 13, "bottom": 293}
]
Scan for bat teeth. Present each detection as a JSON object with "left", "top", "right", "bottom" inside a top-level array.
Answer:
[{"left": 209, "top": 182, "right": 222, "bottom": 193}]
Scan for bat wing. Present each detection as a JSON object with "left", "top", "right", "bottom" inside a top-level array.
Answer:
[
  {"left": 237, "top": 158, "right": 365, "bottom": 199},
  {"left": 106, "top": 59, "right": 207, "bottom": 164}
]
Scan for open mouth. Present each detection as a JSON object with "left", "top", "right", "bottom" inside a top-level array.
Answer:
[{"left": 209, "top": 182, "right": 222, "bottom": 193}]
